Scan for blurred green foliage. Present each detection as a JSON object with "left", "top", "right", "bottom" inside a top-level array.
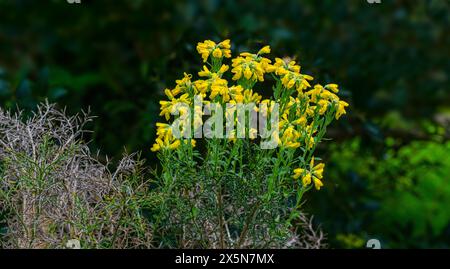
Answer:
[
  {"left": 310, "top": 137, "right": 450, "bottom": 248},
  {"left": 0, "top": 0, "right": 449, "bottom": 248}
]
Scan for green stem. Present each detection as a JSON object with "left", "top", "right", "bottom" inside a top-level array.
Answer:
[{"left": 237, "top": 201, "right": 260, "bottom": 248}]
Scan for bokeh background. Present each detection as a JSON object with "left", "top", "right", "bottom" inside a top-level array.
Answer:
[{"left": 0, "top": 0, "right": 449, "bottom": 248}]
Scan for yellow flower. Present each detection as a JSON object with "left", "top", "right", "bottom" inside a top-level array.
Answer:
[
  {"left": 193, "top": 105, "right": 203, "bottom": 130},
  {"left": 210, "top": 83, "right": 230, "bottom": 101},
  {"left": 198, "top": 64, "right": 228, "bottom": 78},
  {"left": 218, "top": 64, "right": 229, "bottom": 74},
  {"left": 219, "top": 39, "right": 232, "bottom": 57},
  {"left": 159, "top": 92, "right": 191, "bottom": 120},
  {"left": 198, "top": 65, "right": 211, "bottom": 77},
  {"left": 225, "top": 85, "right": 244, "bottom": 104},
  {"left": 325, "top": 83, "right": 339, "bottom": 93},
  {"left": 305, "top": 136, "right": 315, "bottom": 149},
  {"left": 183, "top": 139, "right": 197, "bottom": 147},
  {"left": 317, "top": 99, "right": 329, "bottom": 115},
  {"left": 291, "top": 116, "right": 307, "bottom": 127},
  {"left": 196, "top": 39, "right": 231, "bottom": 62},
  {"left": 244, "top": 66, "right": 252, "bottom": 79},
  {"left": 306, "top": 84, "right": 339, "bottom": 103},
  {"left": 151, "top": 133, "right": 181, "bottom": 152},
  {"left": 270, "top": 57, "right": 301, "bottom": 75},
  {"left": 258, "top": 45, "right": 271, "bottom": 55},
  {"left": 231, "top": 49, "right": 272, "bottom": 82},
  {"left": 242, "top": 89, "right": 262, "bottom": 103},
  {"left": 194, "top": 65, "right": 229, "bottom": 100},
  {"left": 313, "top": 177, "right": 323, "bottom": 190},
  {"left": 197, "top": 40, "right": 216, "bottom": 62},
  {"left": 269, "top": 57, "right": 315, "bottom": 93},
  {"left": 279, "top": 113, "right": 306, "bottom": 133},
  {"left": 279, "top": 70, "right": 313, "bottom": 91},
  {"left": 212, "top": 48, "right": 222, "bottom": 58},
  {"left": 278, "top": 124, "right": 301, "bottom": 149},
  {"left": 171, "top": 73, "right": 194, "bottom": 96},
  {"left": 292, "top": 157, "right": 325, "bottom": 190},
  {"left": 292, "top": 168, "right": 304, "bottom": 179},
  {"left": 303, "top": 173, "right": 312, "bottom": 186},
  {"left": 156, "top": 122, "right": 172, "bottom": 138},
  {"left": 335, "top": 100, "right": 349, "bottom": 119}
]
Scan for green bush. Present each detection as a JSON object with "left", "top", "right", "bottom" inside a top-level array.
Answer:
[{"left": 312, "top": 138, "right": 450, "bottom": 248}]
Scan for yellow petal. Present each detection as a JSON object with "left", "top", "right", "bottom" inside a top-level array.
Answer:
[
  {"left": 313, "top": 178, "right": 323, "bottom": 190},
  {"left": 302, "top": 173, "right": 312, "bottom": 187},
  {"left": 244, "top": 67, "right": 252, "bottom": 79},
  {"left": 212, "top": 48, "right": 222, "bottom": 58},
  {"left": 258, "top": 45, "right": 271, "bottom": 55}
]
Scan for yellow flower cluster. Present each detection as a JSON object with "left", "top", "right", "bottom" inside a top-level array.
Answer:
[
  {"left": 305, "top": 84, "right": 349, "bottom": 119},
  {"left": 159, "top": 89, "right": 190, "bottom": 121},
  {"left": 269, "top": 58, "right": 314, "bottom": 91},
  {"left": 153, "top": 39, "right": 349, "bottom": 191},
  {"left": 197, "top": 40, "right": 231, "bottom": 62},
  {"left": 231, "top": 46, "right": 273, "bottom": 82},
  {"left": 195, "top": 64, "right": 229, "bottom": 100},
  {"left": 292, "top": 158, "right": 325, "bottom": 190}
]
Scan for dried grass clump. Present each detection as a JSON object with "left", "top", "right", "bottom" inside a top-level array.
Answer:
[
  {"left": 285, "top": 214, "right": 327, "bottom": 249},
  {"left": 0, "top": 102, "right": 152, "bottom": 249}
]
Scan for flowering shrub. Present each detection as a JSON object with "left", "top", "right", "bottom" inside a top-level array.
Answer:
[{"left": 150, "top": 39, "right": 348, "bottom": 248}]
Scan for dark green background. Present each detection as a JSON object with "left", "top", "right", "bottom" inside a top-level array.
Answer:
[{"left": 0, "top": 0, "right": 449, "bottom": 248}]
